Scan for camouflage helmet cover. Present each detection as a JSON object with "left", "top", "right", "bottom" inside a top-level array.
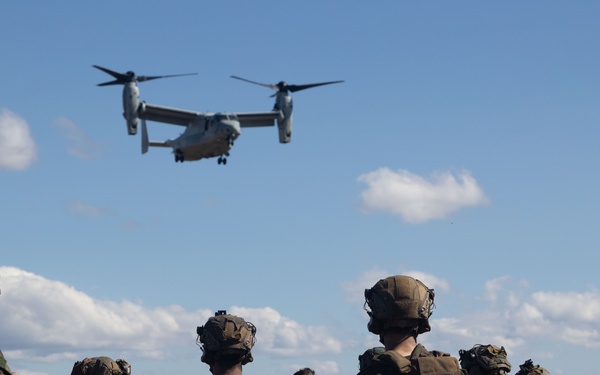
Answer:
[
  {"left": 459, "top": 344, "right": 511, "bottom": 374},
  {"left": 515, "top": 359, "right": 550, "bottom": 375},
  {"left": 116, "top": 359, "right": 131, "bottom": 375},
  {"left": 364, "top": 275, "right": 435, "bottom": 334},
  {"left": 197, "top": 311, "right": 256, "bottom": 366}
]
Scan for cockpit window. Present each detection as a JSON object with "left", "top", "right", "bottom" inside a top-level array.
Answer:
[{"left": 213, "top": 113, "right": 237, "bottom": 121}]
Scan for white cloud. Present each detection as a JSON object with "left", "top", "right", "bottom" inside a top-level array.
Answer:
[
  {"left": 430, "top": 276, "right": 600, "bottom": 353},
  {"left": 229, "top": 306, "right": 343, "bottom": 356},
  {"left": 404, "top": 270, "right": 451, "bottom": 294},
  {"left": 341, "top": 269, "right": 450, "bottom": 306},
  {"left": 67, "top": 202, "right": 113, "bottom": 218},
  {"left": 531, "top": 291, "right": 600, "bottom": 323},
  {"left": 54, "top": 118, "right": 103, "bottom": 159},
  {"left": 357, "top": 168, "right": 490, "bottom": 223},
  {"left": 341, "top": 268, "right": 389, "bottom": 304},
  {"left": 308, "top": 360, "right": 339, "bottom": 375},
  {"left": 344, "top": 270, "right": 600, "bottom": 357},
  {"left": 0, "top": 267, "right": 341, "bottom": 363},
  {"left": 54, "top": 117, "right": 102, "bottom": 160},
  {"left": 4, "top": 266, "right": 600, "bottom": 374},
  {"left": 0, "top": 108, "right": 37, "bottom": 171}
]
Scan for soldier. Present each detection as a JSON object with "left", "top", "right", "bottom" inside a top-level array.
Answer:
[
  {"left": 197, "top": 310, "right": 256, "bottom": 375},
  {"left": 0, "top": 350, "right": 17, "bottom": 375},
  {"left": 458, "top": 344, "right": 511, "bottom": 375},
  {"left": 294, "top": 368, "right": 315, "bottom": 375},
  {"left": 70, "top": 357, "right": 130, "bottom": 375},
  {"left": 515, "top": 359, "right": 550, "bottom": 375},
  {"left": 358, "top": 275, "right": 463, "bottom": 375}
]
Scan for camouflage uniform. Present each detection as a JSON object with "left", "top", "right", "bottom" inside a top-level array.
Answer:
[{"left": 0, "top": 350, "right": 13, "bottom": 375}]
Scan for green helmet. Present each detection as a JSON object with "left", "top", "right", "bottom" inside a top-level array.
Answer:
[
  {"left": 515, "top": 360, "right": 550, "bottom": 375},
  {"left": 197, "top": 310, "right": 256, "bottom": 366},
  {"left": 459, "top": 344, "right": 511, "bottom": 375},
  {"left": 364, "top": 275, "right": 435, "bottom": 335}
]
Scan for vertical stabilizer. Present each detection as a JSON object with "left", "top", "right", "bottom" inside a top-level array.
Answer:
[{"left": 141, "top": 119, "right": 149, "bottom": 154}]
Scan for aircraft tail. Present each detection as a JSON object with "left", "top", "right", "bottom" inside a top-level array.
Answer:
[{"left": 141, "top": 119, "right": 149, "bottom": 154}]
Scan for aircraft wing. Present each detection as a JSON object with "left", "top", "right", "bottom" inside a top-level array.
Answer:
[
  {"left": 236, "top": 111, "right": 282, "bottom": 128},
  {"left": 139, "top": 103, "right": 203, "bottom": 126}
]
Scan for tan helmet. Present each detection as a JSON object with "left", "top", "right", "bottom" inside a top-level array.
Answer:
[
  {"left": 459, "top": 344, "right": 511, "bottom": 375},
  {"left": 197, "top": 310, "right": 256, "bottom": 366},
  {"left": 515, "top": 359, "right": 550, "bottom": 375},
  {"left": 364, "top": 275, "right": 435, "bottom": 335}
]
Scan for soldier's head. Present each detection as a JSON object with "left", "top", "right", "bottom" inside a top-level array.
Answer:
[
  {"left": 197, "top": 310, "right": 256, "bottom": 373},
  {"left": 364, "top": 275, "right": 435, "bottom": 337},
  {"left": 515, "top": 359, "right": 550, "bottom": 375},
  {"left": 459, "top": 344, "right": 511, "bottom": 375},
  {"left": 293, "top": 368, "right": 315, "bottom": 375}
]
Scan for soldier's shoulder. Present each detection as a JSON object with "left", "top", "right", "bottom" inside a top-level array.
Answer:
[{"left": 412, "top": 345, "right": 462, "bottom": 375}]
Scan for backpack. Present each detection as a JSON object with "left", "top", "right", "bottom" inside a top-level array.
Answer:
[
  {"left": 70, "top": 357, "right": 130, "bottom": 375},
  {"left": 358, "top": 344, "right": 463, "bottom": 375}
]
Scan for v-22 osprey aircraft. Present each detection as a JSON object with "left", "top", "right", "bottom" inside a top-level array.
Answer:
[{"left": 93, "top": 65, "right": 343, "bottom": 164}]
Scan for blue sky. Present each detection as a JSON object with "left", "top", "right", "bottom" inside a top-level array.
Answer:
[{"left": 1, "top": 2, "right": 599, "bottom": 375}]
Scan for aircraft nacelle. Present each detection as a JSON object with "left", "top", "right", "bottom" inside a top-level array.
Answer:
[
  {"left": 277, "top": 115, "right": 292, "bottom": 144},
  {"left": 276, "top": 94, "right": 293, "bottom": 143},
  {"left": 122, "top": 82, "right": 140, "bottom": 135},
  {"left": 125, "top": 117, "right": 138, "bottom": 135}
]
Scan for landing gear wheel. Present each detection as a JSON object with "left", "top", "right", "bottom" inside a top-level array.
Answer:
[{"left": 175, "top": 149, "right": 184, "bottom": 163}]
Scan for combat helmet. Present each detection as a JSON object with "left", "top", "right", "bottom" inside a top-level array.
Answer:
[
  {"left": 116, "top": 359, "right": 131, "bottom": 375},
  {"left": 515, "top": 359, "right": 550, "bottom": 375},
  {"left": 364, "top": 275, "right": 435, "bottom": 335},
  {"left": 459, "top": 344, "right": 511, "bottom": 375},
  {"left": 197, "top": 310, "right": 256, "bottom": 366}
]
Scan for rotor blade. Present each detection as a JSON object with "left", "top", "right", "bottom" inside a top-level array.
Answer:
[
  {"left": 137, "top": 73, "right": 198, "bottom": 82},
  {"left": 97, "top": 80, "right": 126, "bottom": 87},
  {"left": 93, "top": 65, "right": 128, "bottom": 80},
  {"left": 230, "top": 76, "right": 279, "bottom": 91},
  {"left": 93, "top": 65, "right": 132, "bottom": 86},
  {"left": 287, "top": 80, "right": 345, "bottom": 93}
]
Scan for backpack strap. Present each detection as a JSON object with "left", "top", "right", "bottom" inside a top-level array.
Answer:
[
  {"left": 416, "top": 356, "right": 462, "bottom": 375},
  {"left": 357, "top": 350, "right": 414, "bottom": 375},
  {"left": 379, "top": 350, "right": 414, "bottom": 373}
]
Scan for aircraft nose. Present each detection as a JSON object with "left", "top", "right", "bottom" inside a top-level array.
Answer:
[{"left": 223, "top": 120, "right": 241, "bottom": 136}]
